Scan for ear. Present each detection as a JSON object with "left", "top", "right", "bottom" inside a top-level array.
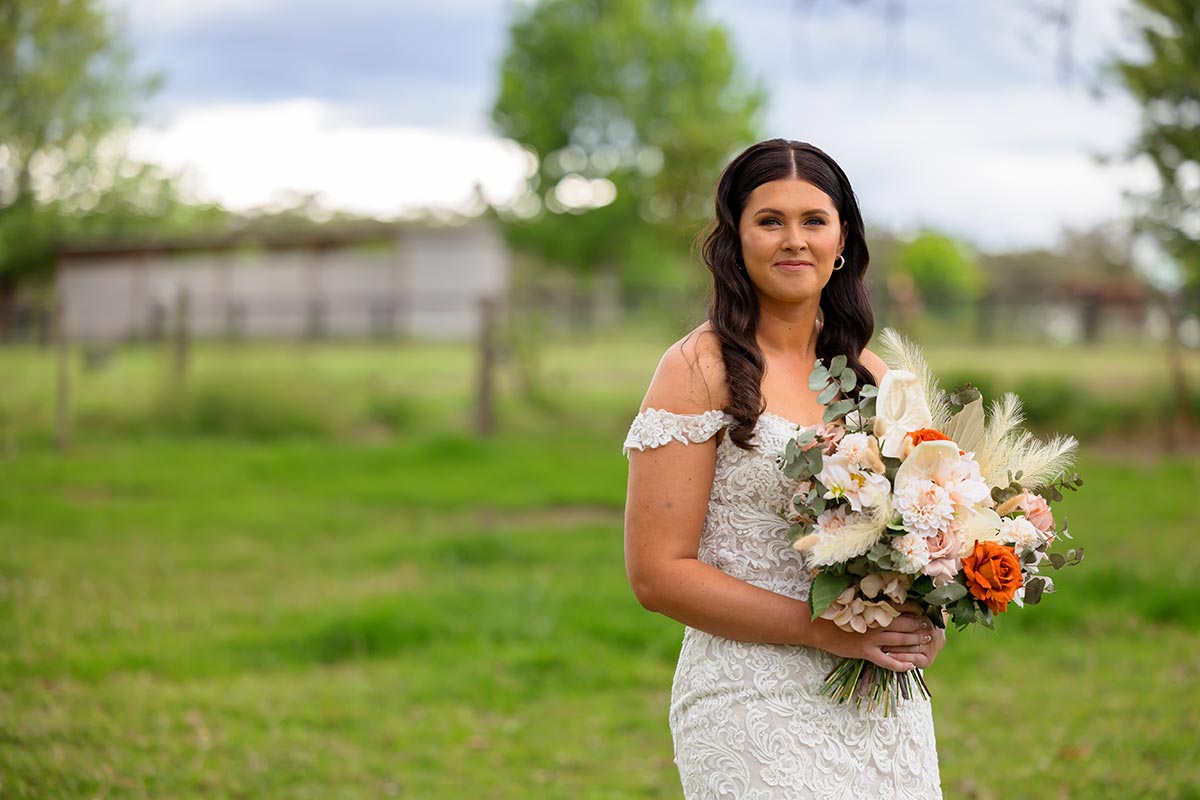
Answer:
[{"left": 838, "top": 221, "right": 848, "bottom": 256}]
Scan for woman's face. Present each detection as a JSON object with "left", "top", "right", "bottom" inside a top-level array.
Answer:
[{"left": 737, "top": 178, "right": 847, "bottom": 305}]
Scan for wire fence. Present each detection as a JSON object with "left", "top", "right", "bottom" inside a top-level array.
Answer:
[{"left": 1, "top": 285, "right": 1197, "bottom": 347}]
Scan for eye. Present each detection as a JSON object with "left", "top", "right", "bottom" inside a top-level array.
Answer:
[
  {"left": 805, "top": 217, "right": 826, "bottom": 226},
  {"left": 759, "top": 217, "right": 781, "bottom": 227}
]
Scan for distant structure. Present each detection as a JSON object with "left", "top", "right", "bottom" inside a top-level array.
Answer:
[{"left": 55, "top": 221, "right": 509, "bottom": 342}]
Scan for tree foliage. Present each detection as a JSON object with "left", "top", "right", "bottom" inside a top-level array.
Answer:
[
  {"left": 491, "top": 0, "right": 763, "bottom": 287},
  {"left": 894, "top": 231, "right": 983, "bottom": 306},
  {"left": 1110, "top": 0, "right": 1200, "bottom": 287},
  {"left": 0, "top": 0, "right": 216, "bottom": 294}
]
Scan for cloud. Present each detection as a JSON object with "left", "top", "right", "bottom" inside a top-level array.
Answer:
[
  {"left": 128, "top": 99, "right": 533, "bottom": 214},
  {"left": 759, "top": 81, "right": 1150, "bottom": 248},
  {"left": 116, "top": 0, "right": 508, "bottom": 131},
  {"left": 112, "top": 0, "right": 1149, "bottom": 248},
  {"left": 703, "top": 0, "right": 1146, "bottom": 247}
]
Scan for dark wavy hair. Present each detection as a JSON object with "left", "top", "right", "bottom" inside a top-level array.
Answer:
[{"left": 700, "top": 139, "right": 874, "bottom": 450}]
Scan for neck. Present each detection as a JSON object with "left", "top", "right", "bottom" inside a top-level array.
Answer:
[{"left": 755, "top": 295, "right": 822, "bottom": 358}]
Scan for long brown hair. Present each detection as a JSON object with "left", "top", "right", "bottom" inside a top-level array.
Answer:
[{"left": 700, "top": 139, "right": 874, "bottom": 450}]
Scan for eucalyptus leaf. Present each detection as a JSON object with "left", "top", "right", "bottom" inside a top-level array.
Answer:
[
  {"left": 817, "top": 382, "right": 840, "bottom": 405},
  {"left": 823, "top": 399, "right": 855, "bottom": 422},
  {"left": 1023, "top": 577, "right": 1046, "bottom": 605},
  {"left": 977, "top": 604, "right": 995, "bottom": 628},
  {"left": 809, "top": 571, "right": 855, "bottom": 620},
  {"left": 858, "top": 384, "right": 878, "bottom": 398},
  {"left": 948, "top": 383, "right": 982, "bottom": 407},
  {"left": 924, "top": 582, "right": 968, "bottom": 606},
  {"left": 829, "top": 354, "right": 847, "bottom": 374},
  {"left": 839, "top": 368, "right": 857, "bottom": 391},
  {"left": 866, "top": 542, "right": 901, "bottom": 571},
  {"left": 808, "top": 367, "right": 831, "bottom": 391},
  {"left": 1049, "top": 552, "right": 1067, "bottom": 570},
  {"left": 950, "top": 596, "right": 976, "bottom": 629}
]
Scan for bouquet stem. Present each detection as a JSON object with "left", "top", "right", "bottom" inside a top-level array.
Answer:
[{"left": 818, "top": 658, "right": 931, "bottom": 716}]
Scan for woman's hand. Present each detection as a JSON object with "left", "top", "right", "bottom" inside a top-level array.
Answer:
[
  {"left": 809, "top": 603, "right": 943, "bottom": 673},
  {"left": 881, "top": 604, "right": 946, "bottom": 669}
]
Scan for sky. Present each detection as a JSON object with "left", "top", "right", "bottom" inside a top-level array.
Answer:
[{"left": 114, "top": 0, "right": 1153, "bottom": 252}]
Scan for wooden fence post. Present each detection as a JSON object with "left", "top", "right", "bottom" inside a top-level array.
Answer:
[
  {"left": 475, "top": 296, "right": 498, "bottom": 436},
  {"left": 173, "top": 288, "right": 191, "bottom": 387},
  {"left": 54, "top": 296, "right": 69, "bottom": 452}
]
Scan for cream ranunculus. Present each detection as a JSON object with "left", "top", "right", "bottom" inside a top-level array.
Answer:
[{"left": 872, "top": 370, "right": 934, "bottom": 459}]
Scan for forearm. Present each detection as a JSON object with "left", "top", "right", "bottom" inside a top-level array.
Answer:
[{"left": 635, "top": 556, "right": 820, "bottom": 646}]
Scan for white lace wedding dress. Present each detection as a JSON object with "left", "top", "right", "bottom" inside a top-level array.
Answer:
[{"left": 624, "top": 408, "right": 942, "bottom": 799}]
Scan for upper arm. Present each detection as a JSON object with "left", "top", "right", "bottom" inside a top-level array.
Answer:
[
  {"left": 624, "top": 331, "right": 728, "bottom": 602},
  {"left": 860, "top": 347, "right": 889, "bottom": 386}
]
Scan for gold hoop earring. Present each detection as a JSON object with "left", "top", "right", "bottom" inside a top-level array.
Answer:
[{"left": 832, "top": 255, "right": 846, "bottom": 271}]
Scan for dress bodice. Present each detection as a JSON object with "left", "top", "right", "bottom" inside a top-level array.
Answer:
[{"left": 624, "top": 409, "right": 814, "bottom": 600}]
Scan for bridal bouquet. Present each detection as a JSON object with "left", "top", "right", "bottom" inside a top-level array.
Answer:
[{"left": 780, "top": 329, "right": 1084, "bottom": 715}]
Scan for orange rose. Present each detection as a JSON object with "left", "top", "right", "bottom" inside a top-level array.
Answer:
[
  {"left": 907, "top": 428, "right": 952, "bottom": 445},
  {"left": 962, "top": 540, "right": 1023, "bottom": 614}
]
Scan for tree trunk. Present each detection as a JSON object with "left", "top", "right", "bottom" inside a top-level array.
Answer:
[{"left": 1160, "top": 289, "right": 1193, "bottom": 445}]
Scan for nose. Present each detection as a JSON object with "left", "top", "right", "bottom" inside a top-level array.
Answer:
[{"left": 780, "top": 221, "right": 807, "bottom": 253}]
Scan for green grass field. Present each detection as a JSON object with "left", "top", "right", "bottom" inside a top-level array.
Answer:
[{"left": 2, "top": 334, "right": 1199, "bottom": 798}]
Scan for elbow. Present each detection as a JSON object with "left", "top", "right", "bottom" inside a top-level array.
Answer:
[{"left": 628, "top": 573, "right": 663, "bottom": 613}]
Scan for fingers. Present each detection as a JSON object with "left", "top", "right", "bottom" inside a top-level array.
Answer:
[
  {"left": 876, "top": 629, "right": 934, "bottom": 649},
  {"left": 867, "top": 649, "right": 916, "bottom": 672},
  {"left": 882, "top": 613, "right": 932, "bottom": 633},
  {"left": 889, "top": 651, "right": 932, "bottom": 669}
]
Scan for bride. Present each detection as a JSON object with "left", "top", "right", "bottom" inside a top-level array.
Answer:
[{"left": 623, "top": 139, "right": 944, "bottom": 798}]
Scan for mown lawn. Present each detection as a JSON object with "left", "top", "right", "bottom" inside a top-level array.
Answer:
[{"left": 1, "top": 335, "right": 1199, "bottom": 798}]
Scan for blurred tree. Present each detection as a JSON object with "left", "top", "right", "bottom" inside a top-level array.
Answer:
[
  {"left": 1110, "top": 0, "right": 1200, "bottom": 288},
  {"left": 491, "top": 0, "right": 763, "bottom": 292},
  {"left": 0, "top": 0, "right": 218, "bottom": 302},
  {"left": 1107, "top": 0, "right": 1199, "bottom": 432},
  {"left": 893, "top": 231, "right": 983, "bottom": 307}
]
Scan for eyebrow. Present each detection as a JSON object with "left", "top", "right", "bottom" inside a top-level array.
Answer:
[{"left": 752, "top": 207, "right": 832, "bottom": 217}]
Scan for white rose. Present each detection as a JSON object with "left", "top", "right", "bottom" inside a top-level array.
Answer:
[{"left": 872, "top": 370, "right": 933, "bottom": 459}]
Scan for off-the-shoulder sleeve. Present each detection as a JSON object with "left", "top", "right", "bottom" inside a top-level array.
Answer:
[{"left": 622, "top": 408, "right": 729, "bottom": 457}]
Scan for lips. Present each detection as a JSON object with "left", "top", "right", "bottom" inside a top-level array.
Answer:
[{"left": 773, "top": 260, "right": 814, "bottom": 271}]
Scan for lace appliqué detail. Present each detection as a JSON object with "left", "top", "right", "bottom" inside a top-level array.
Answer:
[
  {"left": 622, "top": 408, "right": 729, "bottom": 457},
  {"left": 625, "top": 410, "right": 943, "bottom": 798}
]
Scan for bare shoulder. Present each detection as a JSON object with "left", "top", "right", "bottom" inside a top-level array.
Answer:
[
  {"left": 860, "top": 346, "right": 889, "bottom": 385},
  {"left": 639, "top": 321, "right": 730, "bottom": 413}
]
